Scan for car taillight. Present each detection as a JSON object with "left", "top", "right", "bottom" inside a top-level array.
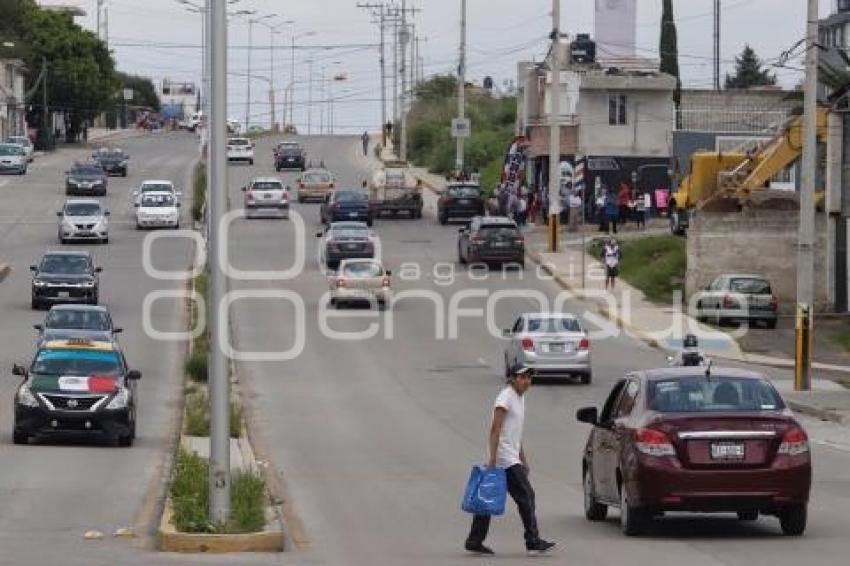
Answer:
[
  {"left": 635, "top": 428, "right": 676, "bottom": 457},
  {"left": 382, "top": 275, "right": 391, "bottom": 287},
  {"left": 336, "top": 278, "right": 347, "bottom": 288},
  {"left": 442, "top": 196, "right": 455, "bottom": 204},
  {"left": 245, "top": 192, "right": 255, "bottom": 201},
  {"left": 770, "top": 296, "right": 778, "bottom": 311},
  {"left": 722, "top": 295, "right": 739, "bottom": 309},
  {"left": 778, "top": 426, "right": 809, "bottom": 456},
  {"left": 513, "top": 236, "right": 525, "bottom": 245},
  {"left": 521, "top": 338, "right": 534, "bottom": 351},
  {"left": 578, "top": 337, "right": 590, "bottom": 350}
]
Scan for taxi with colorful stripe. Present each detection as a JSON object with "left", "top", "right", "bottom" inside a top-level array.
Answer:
[{"left": 12, "top": 338, "right": 141, "bottom": 446}]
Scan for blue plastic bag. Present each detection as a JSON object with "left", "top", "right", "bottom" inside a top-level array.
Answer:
[{"left": 461, "top": 465, "right": 507, "bottom": 516}]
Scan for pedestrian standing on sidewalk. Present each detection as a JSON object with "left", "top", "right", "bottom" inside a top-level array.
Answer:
[
  {"left": 568, "top": 190, "right": 582, "bottom": 232},
  {"left": 528, "top": 190, "right": 539, "bottom": 224},
  {"left": 361, "top": 131, "right": 370, "bottom": 156},
  {"left": 604, "top": 191, "right": 619, "bottom": 234},
  {"left": 603, "top": 237, "right": 621, "bottom": 290},
  {"left": 517, "top": 195, "right": 528, "bottom": 227},
  {"left": 596, "top": 187, "right": 608, "bottom": 232},
  {"left": 464, "top": 364, "right": 556, "bottom": 556},
  {"left": 618, "top": 181, "right": 632, "bottom": 225},
  {"left": 634, "top": 190, "right": 647, "bottom": 229}
]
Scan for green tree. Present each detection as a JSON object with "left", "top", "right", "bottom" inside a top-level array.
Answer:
[
  {"left": 659, "top": 0, "right": 681, "bottom": 115},
  {"left": 117, "top": 72, "right": 161, "bottom": 112},
  {"left": 725, "top": 44, "right": 777, "bottom": 89}
]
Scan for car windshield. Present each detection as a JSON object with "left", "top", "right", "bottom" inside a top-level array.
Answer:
[
  {"left": 479, "top": 226, "right": 519, "bottom": 239},
  {"left": 527, "top": 317, "right": 582, "bottom": 333},
  {"left": 40, "top": 255, "right": 90, "bottom": 274},
  {"left": 31, "top": 349, "right": 121, "bottom": 377},
  {"left": 729, "top": 278, "right": 771, "bottom": 294},
  {"left": 0, "top": 144, "right": 24, "bottom": 156},
  {"left": 65, "top": 203, "right": 101, "bottom": 216},
  {"left": 251, "top": 182, "right": 283, "bottom": 191},
  {"left": 342, "top": 262, "right": 383, "bottom": 278},
  {"left": 304, "top": 173, "right": 331, "bottom": 184},
  {"left": 335, "top": 191, "right": 367, "bottom": 202},
  {"left": 141, "top": 183, "right": 173, "bottom": 193},
  {"left": 229, "top": 139, "right": 250, "bottom": 146},
  {"left": 46, "top": 310, "right": 111, "bottom": 330},
  {"left": 448, "top": 185, "right": 480, "bottom": 198},
  {"left": 71, "top": 167, "right": 103, "bottom": 176},
  {"left": 648, "top": 376, "right": 785, "bottom": 413},
  {"left": 141, "top": 194, "right": 175, "bottom": 207}
]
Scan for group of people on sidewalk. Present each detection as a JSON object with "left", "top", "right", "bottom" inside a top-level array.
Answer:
[{"left": 594, "top": 181, "right": 651, "bottom": 234}]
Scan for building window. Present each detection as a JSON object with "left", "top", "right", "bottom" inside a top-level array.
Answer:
[{"left": 609, "top": 94, "right": 627, "bottom": 125}]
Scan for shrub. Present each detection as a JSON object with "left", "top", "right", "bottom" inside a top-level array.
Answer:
[{"left": 191, "top": 161, "right": 206, "bottom": 222}]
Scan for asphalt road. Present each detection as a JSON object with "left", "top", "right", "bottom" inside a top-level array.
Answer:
[{"left": 1, "top": 133, "right": 849, "bottom": 565}]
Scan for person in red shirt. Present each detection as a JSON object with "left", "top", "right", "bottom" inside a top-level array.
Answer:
[{"left": 618, "top": 182, "right": 632, "bottom": 225}]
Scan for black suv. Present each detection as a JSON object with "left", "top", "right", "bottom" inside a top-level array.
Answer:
[
  {"left": 92, "top": 148, "right": 129, "bottom": 177},
  {"left": 30, "top": 251, "right": 102, "bottom": 309},
  {"left": 12, "top": 339, "right": 140, "bottom": 446},
  {"left": 457, "top": 216, "right": 525, "bottom": 267},
  {"left": 66, "top": 162, "right": 108, "bottom": 196},
  {"left": 274, "top": 141, "right": 306, "bottom": 171},
  {"left": 437, "top": 183, "right": 484, "bottom": 225}
]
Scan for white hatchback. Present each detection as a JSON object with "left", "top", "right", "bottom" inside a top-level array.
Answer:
[
  {"left": 6, "top": 136, "right": 34, "bottom": 162},
  {"left": 135, "top": 191, "right": 181, "bottom": 229},
  {"left": 227, "top": 137, "right": 255, "bottom": 164},
  {"left": 133, "top": 180, "right": 180, "bottom": 207}
]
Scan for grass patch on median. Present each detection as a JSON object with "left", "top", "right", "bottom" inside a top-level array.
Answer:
[
  {"left": 170, "top": 448, "right": 266, "bottom": 533},
  {"left": 588, "top": 235, "right": 686, "bottom": 304},
  {"left": 831, "top": 328, "right": 850, "bottom": 353},
  {"left": 185, "top": 270, "right": 209, "bottom": 383},
  {"left": 184, "top": 384, "right": 243, "bottom": 438},
  {"left": 191, "top": 161, "right": 206, "bottom": 223}
]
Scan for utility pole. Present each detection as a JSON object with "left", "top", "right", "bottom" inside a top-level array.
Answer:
[
  {"left": 208, "top": 0, "right": 230, "bottom": 524},
  {"left": 245, "top": 18, "right": 253, "bottom": 132},
  {"left": 104, "top": 3, "right": 109, "bottom": 50},
  {"left": 796, "top": 0, "right": 819, "bottom": 391},
  {"left": 269, "top": 30, "right": 276, "bottom": 131},
  {"left": 392, "top": 14, "right": 399, "bottom": 126},
  {"left": 548, "top": 0, "right": 562, "bottom": 252},
  {"left": 290, "top": 35, "right": 296, "bottom": 127},
  {"left": 319, "top": 65, "right": 325, "bottom": 134},
  {"left": 713, "top": 0, "right": 720, "bottom": 91},
  {"left": 456, "top": 0, "right": 466, "bottom": 171},
  {"left": 358, "top": 3, "right": 388, "bottom": 144},
  {"left": 42, "top": 57, "right": 49, "bottom": 148},
  {"left": 97, "top": 0, "right": 104, "bottom": 41},
  {"left": 399, "top": 0, "right": 409, "bottom": 161},
  {"left": 307, "top": 58, "right": 313, "bottom": 134}
]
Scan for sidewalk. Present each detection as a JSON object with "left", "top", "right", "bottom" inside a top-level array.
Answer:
[{"left": 382, "top": 146, "right": 850, "bottom": 425}]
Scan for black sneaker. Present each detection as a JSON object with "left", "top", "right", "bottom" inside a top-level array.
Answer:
[
  {"left": 464, "top": 542, "right": 495, "bottom": 555},
  {"left": 526, "top": 539, "right": 555, "bottom": 555}
]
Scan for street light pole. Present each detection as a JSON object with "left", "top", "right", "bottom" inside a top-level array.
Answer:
[
  {"left": 456, "top": 0, "right": 466, "bottom": 171},
  {"left": 245, "top": 17, "right": 253, "bottom": 132},
  {"left": 208, "top": 0, "right": 230, "bottom": 525},
  {"left": 307, "top": 59, "right": 314, "bottom": 134},
  {"left": 548, "top": 0, "right": 562, "bottom": 253}
]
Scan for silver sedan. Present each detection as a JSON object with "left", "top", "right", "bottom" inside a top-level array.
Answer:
[{"left": 503, "top": 313, "right": 592, "bottom": 383}]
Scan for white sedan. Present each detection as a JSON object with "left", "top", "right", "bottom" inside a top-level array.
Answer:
[
  {"left": 135, "top": 191, "right": 181, "bottom": 229},
  {"left": 133, "top": 180, "right": 180, "bottom": 207}
]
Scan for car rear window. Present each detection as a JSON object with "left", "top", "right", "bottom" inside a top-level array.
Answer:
[
  {"left": 336, "top": 191, "right": 368, "bottom": 202},
  {"left": 141, "top": 194, "right": 175, "bottom": 207},
  {"left": 71, "top": 166, "right": 104, "bottom": 176},
  {"left": 730, "top": 278, "right": 771, "bottom": 294},
  {"left": 342, "top": 262, "right": 383, "bottom": 277},
  {"left": 47, "top": 310, "right": 111, "bottom": 331},
  {"left": 141, "top": 184, "right": 173, "bottom": 193},
  {"left": 479, "top": 226, "right": 519, "bottom": 239},
  {"left": 228, "top": 139, "right": 250, "bottom": 146},
  {"left": 65, "top": 203, "right": 101, "bottom": 216},
  {"left": 648, "top": 376, "right": 785, "bottom": 413},
  {"left": 32, "top": 350, "right": 122, "bottom": 377},
  {"left": 448, "top": 185, "right": 480, "bottom": 198},
  {"left": 252, "top": 182, "right": 283, "bottom": 191},
  {"left": 527, "top": 317, "right": 582, "bottom": 333},
  {"left": 304, "top": 173, "right": 331, "bottom": 184}
]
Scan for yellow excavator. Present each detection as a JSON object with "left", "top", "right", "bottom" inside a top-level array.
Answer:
[{"left": 669, "top": 107, "right": 829, "bottom": 235}]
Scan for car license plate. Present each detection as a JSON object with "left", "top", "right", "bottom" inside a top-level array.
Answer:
[
  {"left": 493, "top": 241, "right": 509, "bottom": 248},
  {"left": 349, "top": 212, "right": 359, "bottom": 218},
  {"left": 263, "top": 193, "right": 273, "bottom": 199},
  {"left": 459, "top": 199, "right": 470, "bottom": 204},
  {"left": 57, "top": 291, "right": 70, "bottom": 298},
  {"left": 343, "top": 243, "right": 359, "bottom": 250},
  {"left": 548, "top": 343, "right": 564, "bottom": 352},
  {"left": 711, "top": 442, "right": 745, "bottom": 460}
]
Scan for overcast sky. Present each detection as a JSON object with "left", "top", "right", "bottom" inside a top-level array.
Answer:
[{"left": 52, "top": 0, "right": 836, "bottom": 133}]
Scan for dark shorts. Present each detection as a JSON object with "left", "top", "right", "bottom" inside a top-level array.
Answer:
[{"left": 606, "top": 265, "right": 619, "bottom": 277}]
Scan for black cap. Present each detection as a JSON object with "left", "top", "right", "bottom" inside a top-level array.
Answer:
[{"left": 507, "top": 363, "right": 533, "bottom": 382}]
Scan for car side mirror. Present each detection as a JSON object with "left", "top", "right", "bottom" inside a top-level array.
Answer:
[
  {"left": 104, "top": 211, "right": 111, "bottom": 216},
  {"left": 95, "top": 267, "right": 103, "bottom": 273},
  {"left": 12, "top": 364, "right": 27, "bottom": 377},
  {"left": 241, "top": 187, "right": 247, "bottom": 192},
  {"left": 33, "top": 324, "right": 43, "bottom": 331},
  {"left": 316, "top": 232, "right": 323, "bottom": 238},
  {"left": 134, "top": 203, "right": 140, "bottom": 208},
  {"left": 176, "top": 202, "right": 181, "bottom": 208},
  {"left": 576, "top": 406, "right": 599, "bottom": 426},
  {"left": 56, "top": 211, "right": 62, "bottom": 217},
  {"left": 458, "top": 228, "right": 465, "bottom": 233},
  {"left": 127, "top": 370, "right": 142, "bottom": 381},
  {"left": 385, "top": 270, "right": 392, "bottom": 276},
  {"left": 113, "top": 328, "right": 123, "bottom": 334},
  {"left": 502, "top": 329, "right": 513, "bottom": 337},
  {"left": 29, "top": 265, "right": 37, "bottom": 272}
]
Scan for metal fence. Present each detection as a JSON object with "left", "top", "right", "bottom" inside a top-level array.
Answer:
[{"left": 677, "top": 108, "right": 793, "bottom": 134}]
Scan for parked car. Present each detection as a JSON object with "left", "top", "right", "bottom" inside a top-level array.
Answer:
[
  {"left": 30, "top": 251, "right": 102, "bottom": 309},
  {"left": 242, "top": 177, "right": 289, "bottom": 219},
  {"left": 457, "top": 216, "right": 524, "bottom": 267},
  {"left": 66, "top": 162, "right": 107, "bottom": 196},
  {"left": 226, "top": 137, "right": 255, "bottom": 164},
  {"left": 503, "top": 313, "right": 591, "bottom": 383},
  {"left": 321, "top": 190, "right": 372, "bottom": 226},
  {"left": 328, "top": 258, "right": 391, "bottom": 310},
  {"left": 692, "top": 274, "right": 778, "bottom": 328},
  {"left": 12, "top": 338, "right": 140, "bottom": 446},
  {"left": 316, "top": 221, "right": 375, "bottom": 269},
  {"left": 133, "top": 180, "right": 180, "bottom": 207},
  {"left": 135, "top": 191, "right": 180, "bottom": 229},
  {"left": 274, "top": 141, "right": 306, "bottom": 170},
  {"left": 57, "top": 199, "right": 110, "bottom": 244},
  {"left": 577, "top": 367, "right": 811, "bottom": 536},
  {"left": 91, "top": 148, "right": 129, "bottom": 177},
  {"left": 6, "top": 135, "right": 34, "bottom": 162},
  {"left": 0, "top": 143, "right": 27, "bottom": 175},
  {"left": 297, "top": 168, "right": 335, "bottom": 202},
  {"left": 437, "top": 183, "right": 484, "bottom": 224},
  {"left": 34, "top": 304, "right": 120, "bottom": 346}
]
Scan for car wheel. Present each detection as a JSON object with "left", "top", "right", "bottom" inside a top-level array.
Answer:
[
  {"left": 59, "top": 235, "right": 66, "bottom": 244},
  {"left": 580, "top": 372, "right": 592, "bottom": 385},
  {"left": 737, "top": 510, "right": 759, "bottom": 521},
  {"left": 377, "top": 299, "right": 386, "bottom": 311},
  {"left": 765, "top": 318, "right": 778, "bottom": 329},
  {"left": 13, "top": 429, "right": 28, "bottom": 445},
  {"left": 102, "top": 237, "right": 109, "bottom": 244},
  {"left": 583, "top": 467, "right": 608, "bottom": 521},
  {"left": 249, "top": 159, "right": 254, "bottom": 165},
  {"left": 458, "top": 246, "right": 467, "bottom": 264},
  {"left": 779, "top": 505, "right": 807, "bottom": 536},
  {"left": 366, "top": 218, "right": 373, "bottom": 227},
  {"left": 298, "top": 195, "right": 304, "bottom": 203},
  {"left": 30, "top": 297, "right": 40, "bottom": 310},
  {"left": 122, "top": 170, "right": 127, "bottom": 177},
  {"left": 117, "top": 432, "right": 134, "bottom": 447},
  {"left": 619, "top": 481, "right": 648, "bottom": 536},
  {"left": 439, "top": 213, "right": 448, "bottom": 225},
  {"left": 91, "top": 292, "right": 99, "bottom": 305}
]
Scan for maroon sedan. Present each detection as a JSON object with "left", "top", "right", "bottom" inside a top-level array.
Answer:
[{"left": 577, "top": 367, "right": 811, "bottom": 536}]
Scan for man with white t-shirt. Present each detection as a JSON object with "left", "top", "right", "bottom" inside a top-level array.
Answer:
[{"left": 464, "top": 364, "right": 556, "bottom": 556}]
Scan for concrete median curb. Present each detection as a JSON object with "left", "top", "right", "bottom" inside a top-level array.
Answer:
[
  {"left": 785, "top": 401, "right": 845, "bottom": 425},
  {"left": 0, "top": 263, "right": 10, "bottom": 283}
]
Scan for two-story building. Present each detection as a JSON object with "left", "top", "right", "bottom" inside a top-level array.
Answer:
[
  {"left": 0, "top": 59, "right": 27, "bottom": 141},
  {"left": 516, "top": 39, "right": 676, "bottom": 206}
]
